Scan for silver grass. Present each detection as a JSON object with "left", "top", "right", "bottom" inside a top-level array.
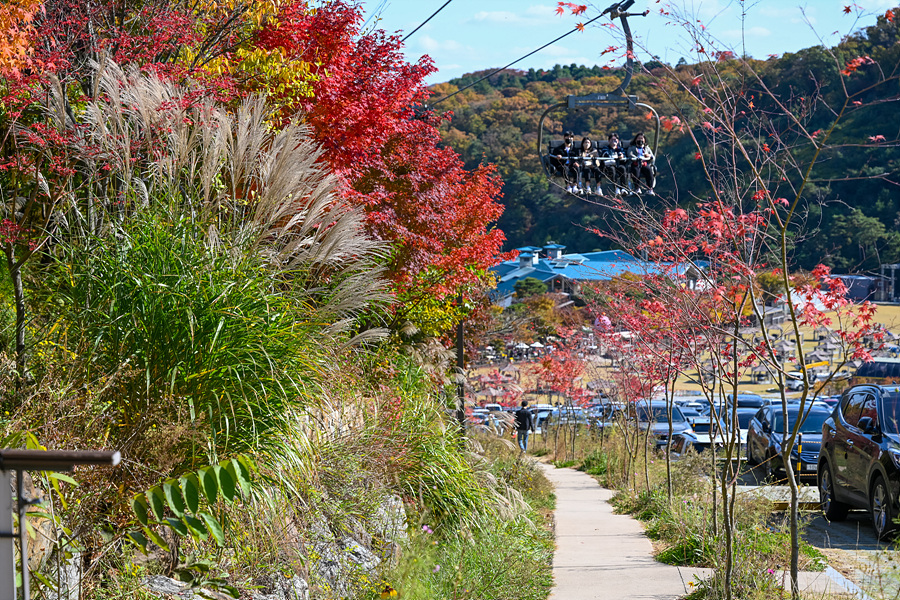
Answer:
[{"left": 72, "top": 59, "right": 389, "bottom": 333}]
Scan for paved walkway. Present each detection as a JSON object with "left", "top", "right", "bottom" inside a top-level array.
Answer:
[{"left": 539, "top": 463, "right": 853, "bottom": 600}]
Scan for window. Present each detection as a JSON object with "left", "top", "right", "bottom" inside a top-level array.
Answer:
[
  {"left": 880, "top": 392, "right": 900, "bottom": 435},
  {"left": 842, "top": 392, "right": 867, "bottom": 428},
  {"left": 860, "top": 394, "right": 879, "bottom": 425}
]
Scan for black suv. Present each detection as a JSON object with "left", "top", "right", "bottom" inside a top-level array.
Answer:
[{"left": 818, "top": 385, "right": 900, "bottom": 539}]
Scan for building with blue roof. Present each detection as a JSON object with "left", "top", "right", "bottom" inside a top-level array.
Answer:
[{"left": 491, "top": 243, "right": 681, "bottom": 307}]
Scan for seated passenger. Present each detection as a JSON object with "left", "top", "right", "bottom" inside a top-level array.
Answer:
[
  {"left": 599, "top": 133, "right": 627, "bottom": 194},
  {"left": 626, "top": 132, "right": 656, "bottom": 194},
  {"left": 549, "top": 130, "right": 579, "bottom": 192},
  {"left": 577, "top": 137, "right": 601, "bottom": 194}
]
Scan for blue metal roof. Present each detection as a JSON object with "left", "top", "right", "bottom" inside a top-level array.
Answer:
[{"left": 490, "top": 248, "right": 674, "bottom": 299}]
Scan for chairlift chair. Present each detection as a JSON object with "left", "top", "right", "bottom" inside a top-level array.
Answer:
[{"left": 538, "top": 1, "right": 661, "bottom": 198}]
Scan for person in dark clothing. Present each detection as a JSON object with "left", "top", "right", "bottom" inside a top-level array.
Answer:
[
  {"left": 599, "top": 133, "right": 627, "bottom": 194},
  {"left": 626, "top": 132, "right": 656, "bottom": 193},
  {"left": 514, "top": 400, "right": 535, "bottom": 452},
  {"left": 577, "top": 137, "right": 601, "bottom": 194},
  {"left": 549, "top": 131, "right": 579, "bottom": 192}
]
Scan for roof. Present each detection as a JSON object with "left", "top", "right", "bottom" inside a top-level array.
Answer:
[{"left": 490, "top": 248, "right": 673, "bottom": 299}]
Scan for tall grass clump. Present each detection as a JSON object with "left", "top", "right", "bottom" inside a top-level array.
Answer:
[
  {"left": 40, "top": 211, "right": 331, "bottom": 456},
  {"left": 26, "top": 60, "right": 389, "bottom": 459}
]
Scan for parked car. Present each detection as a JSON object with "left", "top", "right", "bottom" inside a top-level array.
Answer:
[
  {"left": 726, "top": 393, "right": 769, "bottom": 409},
  {"left": 543, "top": 406, "right": 590, "bottom": 433},
  {"left": 746, "top": 403, "right": 832, "bottom": 480},
  {"left": 633, "top": 401, "right": 694, "bottom": 448},
  {"left": 685, "top": 415, "right": 724, "bottom": 452},
  {"left": 528, "top": 404, "right": 555, "bottom": 434},
  {"left": 817, "top": 384, "right": 900, "bottom": 539}
]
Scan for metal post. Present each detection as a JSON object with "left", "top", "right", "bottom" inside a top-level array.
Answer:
[
  {"left": 0, "top": 472, "right": 14, "bottom": 600},
  {"left": 0, "top": 450, "right": 120, "bottom": 599},
  {"left": 16, "top": 471, "right": 27, "bottom": 600}
]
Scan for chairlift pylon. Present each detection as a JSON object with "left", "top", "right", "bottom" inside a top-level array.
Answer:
[{"left": 538, "top": 1, "right": 661, "bottom": 198}]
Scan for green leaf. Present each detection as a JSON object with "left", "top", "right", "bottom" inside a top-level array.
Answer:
[
  {"left": 142, "top": 526, "right": 170, "bottom": 553},
  {"left": 214, "top": 465, "right": 235, "bottom": 503},
  {"left": 163, "top": 481, "right": 185, "bottom": 518},
  {"left": 234, "top": 456, "right": 253, "bottom": 496},
  {"left": 146, "top": 487, "right": 166, "bottom": 521},
  {"left": 132, "top": 495, "right": 150, "bottom": 526},
  {"left": 180, "top": 474, "right": 201, "bottom": 513},
  {"left": 225, "top": 459, "right": 250, "bottom": 497},
  {"left": 165, "top": 517, "right": 189, "bottom": 536},
  {"left": 198, "top": 468, "right": 218, "bottom": 505},
  {"left": 199, "top": 512, "right": 225, "bottom": 545},
  {"left": 47, "top": 472, "right": 79, "bottom": 486},
  {"left": 31, "top": 571, "right": 57, "bottom": 592},
  {"left": 184, "top": 515, "right": 209, "bottom": 541}
]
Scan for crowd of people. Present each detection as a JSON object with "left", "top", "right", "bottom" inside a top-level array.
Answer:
[{"left": 548, "top": 130, "right": 656, "bottom": 195}]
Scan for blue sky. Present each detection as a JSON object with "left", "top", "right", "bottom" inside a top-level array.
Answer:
[{"left": 357, "top": 1, "right": 895, "bottom": 84}]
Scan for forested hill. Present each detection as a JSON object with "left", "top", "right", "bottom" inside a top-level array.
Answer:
[{"left": 430, "top": 14, "right": 900, "bottom": 274}]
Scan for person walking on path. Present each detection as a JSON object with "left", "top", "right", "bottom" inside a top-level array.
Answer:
[{"left": 514, "top": 400, "right": 535, "bottom": 452}]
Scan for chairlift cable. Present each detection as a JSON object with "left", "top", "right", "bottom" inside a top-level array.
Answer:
[
  {"left": 430, "top": 12, "right": 605, "bottom": 106},
  {"left": 401, "top": 0, "right": 455, "bottom": 43}
]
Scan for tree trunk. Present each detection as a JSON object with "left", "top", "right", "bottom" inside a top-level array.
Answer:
[{"left": 784, "top": 450, "right": 801, "bottom": 600}]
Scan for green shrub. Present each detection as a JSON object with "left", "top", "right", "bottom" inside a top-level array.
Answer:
[{"left": 39, "top": 212, "right": 331, "bottom": 455}]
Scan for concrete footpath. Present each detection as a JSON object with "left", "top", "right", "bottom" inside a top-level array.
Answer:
[{"left": 539, "top": 463, "right": 854, "bottom": 600}]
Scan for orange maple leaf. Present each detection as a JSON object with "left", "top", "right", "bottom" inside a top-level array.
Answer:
[{"left": 576, "top": 22, "right": 585, "bottom": 32}]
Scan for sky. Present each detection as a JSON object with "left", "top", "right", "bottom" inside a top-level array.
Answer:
[{"left": 356, "top": 1, "right": 896, "bottom": 84}]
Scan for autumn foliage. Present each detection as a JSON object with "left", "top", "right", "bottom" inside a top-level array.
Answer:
[{"left": 1, "top": 0, "right": 508, "bottom": 333}]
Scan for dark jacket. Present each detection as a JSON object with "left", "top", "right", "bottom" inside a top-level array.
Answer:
[
  {"left": 600, "top": 144, "right": 625, "bottom": 161},
  {"left": 551, "top": 143, "right": 578, "bottom": 163},
  {"left": 515, "top": 408, "right": 534, "bottom": 431}
]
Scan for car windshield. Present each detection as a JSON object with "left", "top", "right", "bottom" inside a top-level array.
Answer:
[
  {"left": 636, "top": 406, "right": 686, "bottom": 423},
  {"left": 772, "top": 410, "right": 830, "bottom": 434},
  {"left": 737, "top": 412, "right": 755, "bottom": 429},
  {"left": 881, "top": 392, "right": 900, "bottom": 434}
]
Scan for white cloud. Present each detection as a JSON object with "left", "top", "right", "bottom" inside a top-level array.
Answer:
[{"left": 417, "top": 35, "right": 466, "bottom": 53}]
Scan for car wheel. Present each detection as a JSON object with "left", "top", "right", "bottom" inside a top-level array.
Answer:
[
  {"left": 871, "top": 476, "right": 897, "bottom": 540},
  {"left": 761, "top": 452, "right": 774, "bottom": 481},
  {"left": 746, "top": 439, "right": 757, "bottom": 465},
  {"left": 819, "top": 461, "right": 849, "bottom": 521}
]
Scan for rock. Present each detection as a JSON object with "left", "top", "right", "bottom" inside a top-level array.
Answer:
[
  {"left": 305, "top": 519, "right": 382, "bottom": 598},
  {"left": 340, "top": 538, "right": 380, "bottom": 572},
  {"left": 370, "top": 494, "right": 407, "bottom": 563},
  {"left": 250, "top": 575, "right": 309, "bottom": 600},
  {"left": 44, "top": 551, "right": 81, "bottom": 600},
  {"left": 143, "top": 575, "right": 201, "bottom": 599},
  {"left": 371, "top": 495, "right": 407, "bottom": 546}
]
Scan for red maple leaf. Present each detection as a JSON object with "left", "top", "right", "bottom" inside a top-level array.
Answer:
[
  {"left": 886, "top": 10, "right": 895, "bottom": 22},
  {"left": 690, "top": 74, "right": 702, "bottom": 86},
  {"left": 869, "top": 134, "right": 886, "bottom": 142},
  {"left": 843, "top": 6, "right": 852, "bottom": 14}
]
